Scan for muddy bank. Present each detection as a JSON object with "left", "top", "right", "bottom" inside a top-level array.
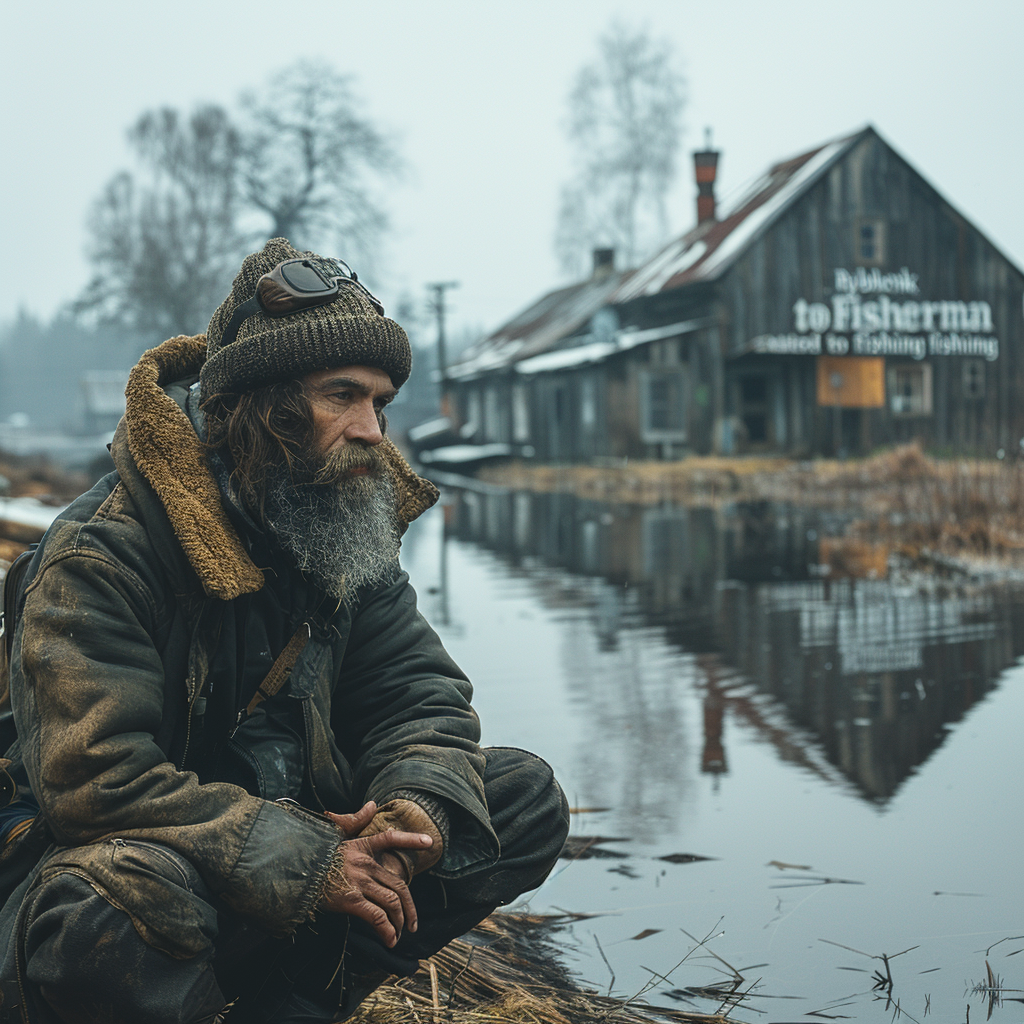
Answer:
[
  {"left": 478, "top": 444, "right": 1024, "bottom": 578},
  {"left": 0, "top": 455, "right": 91, "bottom": 569}
]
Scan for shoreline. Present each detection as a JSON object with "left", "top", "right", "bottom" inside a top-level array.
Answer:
[
  {"left": 6, "top": 445, "right": 1024, "bottom": 583},
  {"left": 476, "top": 444, "right": 1024, "bottom": 581}
]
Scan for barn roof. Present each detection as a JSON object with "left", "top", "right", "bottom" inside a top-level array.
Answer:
[
  {"left": 447, "top": 266, "right": 637, "bottom": 380},
  {"left": 614, "top": 129, "right": 863, "bottom": 300},
  {"left": 448, "top": 127, "right": 868, "bottom": 380}
]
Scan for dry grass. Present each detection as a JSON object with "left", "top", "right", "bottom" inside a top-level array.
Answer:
[
  {"left": 353, "top": 914, "right": 741, "bottom": 1024},
  {"left": 7, "top": 443, "right": 1024, "bottom": 575},
  {"left": 0, "top": 454, "right": 90, "bottom": 505},
  {"left": 780, "top": 445, "right": 1024, "bottom": 562},
  {"left": 478, "top": 458, "right": 789, "bottom": 506},
  {"left": 479, "top": 445, "right": 1024, "bottom": 570}
]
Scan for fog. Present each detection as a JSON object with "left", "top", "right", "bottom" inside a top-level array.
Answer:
[{"left": 2, "top": 0, "right": 1021, "bottom": 344}]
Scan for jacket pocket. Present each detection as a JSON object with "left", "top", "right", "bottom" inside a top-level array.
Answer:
[
  {"left": 38, "top": 839, "right": 216, "bottom": 961},
  {"left": 0, "top": 814, "right": 50, "bottom": 909}
]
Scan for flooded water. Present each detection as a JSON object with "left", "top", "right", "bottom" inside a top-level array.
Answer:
[{"left": 401, "top": 486, "right": 1024, "bottom": 1023}]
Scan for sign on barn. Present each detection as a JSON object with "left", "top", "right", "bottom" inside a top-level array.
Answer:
[
  {"left": 751, "top": 267, "right": 1000, "bottom": 363},
  {"left": 443, "top": 126, "right": 1024, "bottom": 460}
]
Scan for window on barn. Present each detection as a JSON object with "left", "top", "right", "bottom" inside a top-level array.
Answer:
[
  {"left": 462, "top": 389, "right": 482, "bottom": 438},
  {"left": 963, "top": 359, "right": 985, "bottom": 399},
  {"left": 641, "top": 368, "right": 687, "bottom": 442},
  {"left": 739, "top": 374, "right": 769, "bottom": 443},
  {"left": 512, "top": 384, "right": 530, "bottom": 442},
  {"left": 484, "top": 386, "right": 502, "bottom": 441},
  {"left": 888, "top": 363, "right": 933, "bottom": 416},
  {"left": 855, "top": 220, "right": 886, "bottom": 266},
  {"left": 581, "top": 376, "right": 597, "bottom": 428}
]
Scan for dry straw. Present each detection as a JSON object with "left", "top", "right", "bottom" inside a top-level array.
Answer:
[{"left": 350, "top": 913, "right": 739, "bottom": 1024}]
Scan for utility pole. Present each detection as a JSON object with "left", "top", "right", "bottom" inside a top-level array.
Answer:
[{"left": 427, "top": 281, "right": 459, "bottom": 413}]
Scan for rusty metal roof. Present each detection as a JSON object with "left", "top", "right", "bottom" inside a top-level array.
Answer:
[
  {"left": 448, "top": 268, "right": 636, "bottom": 380},
  {"left": 449, "top": 128, "right": 867, "bottom": 379},
  {"left": 613, "top": 129, "right": 863, "bottom": 301}
]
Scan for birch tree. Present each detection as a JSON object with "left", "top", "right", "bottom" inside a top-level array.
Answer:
[{"left": 556, "top": 23, "right": 686, "bottom": 278}]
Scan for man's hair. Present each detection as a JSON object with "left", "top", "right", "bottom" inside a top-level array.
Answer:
[{"left": 203, "top": 380, "right": 316, "bottom": 517}]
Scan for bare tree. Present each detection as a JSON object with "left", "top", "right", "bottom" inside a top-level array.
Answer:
[
  {"left": 238, "top": 60, "right": 402, "bottom": 266},
  {"left": 77, "top": 106, "right": 244, "bottom": 339},
  {"left": 76, "top": 61, "right": 400, "bottom": 339},
  {"left": 556, "top": 23, "right": 686, "bottom": 278}
]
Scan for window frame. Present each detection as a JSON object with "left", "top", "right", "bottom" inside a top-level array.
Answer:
[
  {"left": 962, "top": 358, "right": 985, "bottom": 400},
  {"left": 888, "top": 362, "right": 933, "bottom": 417},
  {"left": 640, "top": 367, "right": 688, "bottom": 443},
  {"left": 855, "top": 219, "right": 886, "bottom": 267}
]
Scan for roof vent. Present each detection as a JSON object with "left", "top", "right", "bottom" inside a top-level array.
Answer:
[
  {"left": 592, "top": 248, "right": 615, "bottom": 280},
  {"left": 693, "top": 127, "right": 720, "bottom": 225}
]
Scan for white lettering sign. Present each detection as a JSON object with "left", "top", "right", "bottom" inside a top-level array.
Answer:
[
  {"left": 834, "top": 267, "right": 920, "bottom": 295},
  {"left": 749, "top": 268, "right": 1000, "bottom": 361}
]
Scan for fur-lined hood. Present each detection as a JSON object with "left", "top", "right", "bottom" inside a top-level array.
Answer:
[{"left": 115, "top": 334, "right": 439, "bottom": 601}]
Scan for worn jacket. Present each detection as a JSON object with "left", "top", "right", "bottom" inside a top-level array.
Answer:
[{"left": 3, "top": 334, "right": 498, "bottom": 938}]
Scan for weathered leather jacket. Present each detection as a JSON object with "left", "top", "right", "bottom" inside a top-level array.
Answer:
[{"left": 0, "top": 334, "right": 497, "bottom": 946}]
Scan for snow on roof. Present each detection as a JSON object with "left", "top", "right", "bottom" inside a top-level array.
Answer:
[
  {"left": 683, "top": 139, "right": 853, "bottom": 278},
  {"left": 449, "top": 128, "right": 868, "bottom": 380},
  {"left": 448, "top": 270, "right": 634, "bottom": 380},
  {"left": 407, "top": 417, "right": 452, "bottom": 443},
  {"left": 614, "top": 130, "right": 862, "bottom": 301},
  {"left": 514, "top": 318, "right": 709, "bottom": 375},
  {"left": 621, "top": 240, "right": 707, "bottom": 297},
  {"left": 418, "top": 443, "right": 513, "bottom": 464}
]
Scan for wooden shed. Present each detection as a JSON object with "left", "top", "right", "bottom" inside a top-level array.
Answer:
[{"left": 445, "top": 126, "right": 1024, "bottom": 459}]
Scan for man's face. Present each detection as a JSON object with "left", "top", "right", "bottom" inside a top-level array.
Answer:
[
  {"left": 302, "top": 365, "right": 397, "bottom": 459},
  {"left": 261, "top": 364, "right": 401, "bottom": 600}
]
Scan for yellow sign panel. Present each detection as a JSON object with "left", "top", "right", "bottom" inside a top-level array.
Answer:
[{"left": 816, "top": 356, "right": 885, "bottom": 408}]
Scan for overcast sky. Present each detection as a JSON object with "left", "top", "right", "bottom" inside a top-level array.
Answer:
[{"left": 2, "top": 0, "right": 1021, "bottom": 345}]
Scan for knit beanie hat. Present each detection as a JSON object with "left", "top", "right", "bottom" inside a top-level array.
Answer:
[{"left": 200, "top": 238, "right": 411, "bottom": 402}]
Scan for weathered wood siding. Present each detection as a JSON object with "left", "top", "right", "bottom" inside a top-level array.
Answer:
[
  {"left": 446, "top": 128, "right": 1023, "bottom": 462},
  {"left": 719, "top": 131, "right": 1024, "bottom": 455}
]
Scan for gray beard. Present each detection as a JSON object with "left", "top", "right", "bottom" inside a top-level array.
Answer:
[{"left": 262, "top": 460, "right": 400, "bottom": 602}]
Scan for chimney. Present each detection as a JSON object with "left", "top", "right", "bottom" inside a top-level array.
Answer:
[
  {"left": 693, "top": 127, "right": 720, "bottom": 225},
  {"left": 592, "top": 247, "right": 615, "bottom": 280}
]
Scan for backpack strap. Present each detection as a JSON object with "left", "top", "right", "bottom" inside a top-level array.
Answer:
[
  {"left": 230, "top": 622, "right": 311, "bottom": 735},
  {"left": 1, "top": 544, "right": 39, "bottom": 675}
]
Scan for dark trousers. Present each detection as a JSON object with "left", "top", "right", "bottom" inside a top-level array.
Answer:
[{"left": 16, "top": 748, "right": 569, "bottom": 1024}]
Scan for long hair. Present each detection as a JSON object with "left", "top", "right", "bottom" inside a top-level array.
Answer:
[{"left": 202, "top": 379, "right": 316, "bottom": 517}]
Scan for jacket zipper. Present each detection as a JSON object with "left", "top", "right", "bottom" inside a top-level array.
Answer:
[
  {"left": 178, "top": 606, "right": 210, "bottom": 771},
  {"left": 109, "top": 837, "right": 192, "bottom": 890},
  {"left": 224, "top": 737, "right": 266, "bottom": 797}
]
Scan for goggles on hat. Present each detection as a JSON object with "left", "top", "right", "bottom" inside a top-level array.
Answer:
[{"left": 219, "top": 256, "right": 386, "bottom": 350}]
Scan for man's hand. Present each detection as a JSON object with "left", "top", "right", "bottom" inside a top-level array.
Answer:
[
  {"left": 321, "top": 803, "right": 433, "bottom": 947},
  {"left": 327, "top": 801, "right": 379, "bottom": 838},
  {"left": 357, "top": 798, "right": 444, "bottom": 880}
]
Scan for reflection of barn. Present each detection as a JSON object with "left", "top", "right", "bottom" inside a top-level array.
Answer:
[
  {"left": 445, "top": 127, "right": 1024, "bottom": 458},
  {"left": 445, "top": 486, "right": 1024, "bottom": 802}
]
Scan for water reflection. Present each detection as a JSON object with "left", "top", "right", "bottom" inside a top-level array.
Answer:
[
  {"left": 442, "top": 487, "right": 1024, "bottom": 803},
  {"left": 556, "top": 613, "right": 692, "bottom": 843}
]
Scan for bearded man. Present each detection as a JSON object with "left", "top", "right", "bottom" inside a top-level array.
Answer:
[{"left": 0, "top": 239, "right": 569, "bottom": 1024}]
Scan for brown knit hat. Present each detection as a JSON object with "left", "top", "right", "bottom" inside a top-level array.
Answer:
[{"left": 200, "top": 238, "right": 411, "bottom": 402}]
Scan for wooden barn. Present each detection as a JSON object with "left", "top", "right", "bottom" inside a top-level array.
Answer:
[{"left": 443, "top": 126, "right": 1024, "bottom": 459}]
